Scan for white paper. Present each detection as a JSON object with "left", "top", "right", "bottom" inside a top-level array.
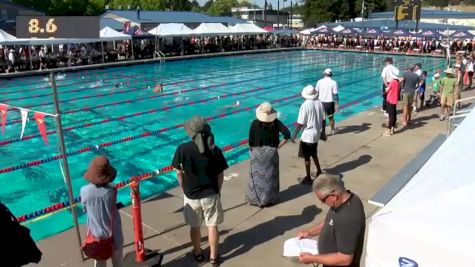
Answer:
[
  {"left": 283, "top": 237, "right": 319, "bottom": 257},
  {"left": 20, "top": 108, "right": 28, "bottom": 139}
]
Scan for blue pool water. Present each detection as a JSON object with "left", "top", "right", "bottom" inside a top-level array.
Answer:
[{"left": 0, "top": 50, "right": 445, "bottom": 240}]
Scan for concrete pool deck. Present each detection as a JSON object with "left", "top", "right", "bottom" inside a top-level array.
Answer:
[{"left": 27, "top": 90, "right": 474, "bottom": 267}]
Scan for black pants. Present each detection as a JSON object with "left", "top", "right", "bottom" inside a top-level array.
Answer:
[
  {"left": 382, "top": 84, "right": 387, "bottom": 111},
  {"left": 386, "top": 103, "right": 397, "bottom": 129},
  {"left": 418, "top": 91, "right": 425, "bottom": 110}
]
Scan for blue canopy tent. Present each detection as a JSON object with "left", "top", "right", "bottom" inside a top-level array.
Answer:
[
  {"left": 271, "top": 29, "right": 298, "bottom": 35},
  {"left": 384, "top": 29, "right": 412, "bottom": 37},
  {"left": 364, "top": 28, "right": 383, "bottom": 37},
  {"left": 414, "top": 30, "right": 442, "bottom": 39},
  {"left": 311, "top": 27, "right": 333, "bottom": 35},
  {"left": 450, "top": 30, "right": 475, "bottom": 39},
  {"left": 338, "top": 28, "right": 359, "bottom": 37}
]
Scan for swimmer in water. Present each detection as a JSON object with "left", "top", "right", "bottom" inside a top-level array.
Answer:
[
  {"left": 114, "top": 82, "right": 123, "bottom": 88},
  {"left": 153, "top": 84, "right": 164, "bottom": 93}
]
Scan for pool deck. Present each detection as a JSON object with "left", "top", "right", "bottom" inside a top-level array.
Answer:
[{"left": 28, "top": 89, "right": 474, "bottom": 267}]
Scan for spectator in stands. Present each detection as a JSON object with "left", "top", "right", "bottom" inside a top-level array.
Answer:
[
  {"left": 80, "top": 156, "right": 124, "bottom": 267},
  {"left": 291, "top": 85, "right": 326, "bottom": 185},
  {"left": 316, "top": 68, "right": 339, "bottom": 135},
  {"left": 247, "top": 102, "right": 290, "bottom": 207},
  {"left": 296, "top": 173, "right": 365, "bottom": 267},
  {"left": 172, "top": 115, "right": 228, "bottom": 266}
]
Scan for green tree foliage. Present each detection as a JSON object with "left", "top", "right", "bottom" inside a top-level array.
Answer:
[
  {"left": 208, "top": 0, "right": 239, "bottom": 15},
  {"left": 303, "top": 0, "right": 387, "bottom": 27},
  {"left": 424, "top": 0, "right": 450, "bottom": 7}
]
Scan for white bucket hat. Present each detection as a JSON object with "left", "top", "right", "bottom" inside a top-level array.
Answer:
[
  {"left": 301, "top": 85, "right": 317, "bottom": 100},
  {"left": 323, "top": 68, "right": 332, "bottom": 75},
  {"left": 256, "top": 102, "right": 277, "bottom": 123},
  {"left": 444, "top": 68, "right": 455, "bottom": 75}
]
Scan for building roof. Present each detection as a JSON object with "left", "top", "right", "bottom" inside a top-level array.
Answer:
[
  {"left": 369, "top": 8, "right": 475, "bottom": 19},
  {"left": 101, "top": 10, "right": 247, "bottom": 26},
  {"left": 322, "top": 19, "right": 473, "bottom": 30}
]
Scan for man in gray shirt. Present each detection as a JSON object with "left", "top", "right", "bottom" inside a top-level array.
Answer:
[{"left": 400, "top": 65, "right": 420, "bottom": 126}]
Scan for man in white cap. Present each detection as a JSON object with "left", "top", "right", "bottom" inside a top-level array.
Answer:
[
  {"left": 291, "top": 85, "right": 326, "bottom": 185},
  {"left": 316, "top": 68, "right": 339, "bottom": 135}
]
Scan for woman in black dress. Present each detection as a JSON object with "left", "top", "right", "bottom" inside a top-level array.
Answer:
[{"left": 246, "top": 102, "right": 290, "bottom": 207}]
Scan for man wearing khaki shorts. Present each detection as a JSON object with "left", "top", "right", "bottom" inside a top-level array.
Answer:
[
  {"left": 172, "top": 115, "right": 229, "bottom": 266},
  {"left": 439, "top": 68, "right": 457, "bottom": 120}
]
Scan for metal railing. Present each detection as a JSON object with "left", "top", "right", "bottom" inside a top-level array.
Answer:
[
  {"left": 154, "top": 50, "right": 166, "bottom": 62},
  {"left": 447, "top": 96, "right": 475, "bottom": 135}
]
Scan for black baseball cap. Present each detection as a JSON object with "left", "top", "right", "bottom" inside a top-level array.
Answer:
[{"left": 384, "top": 57, "right": 393, "bottom": 63}]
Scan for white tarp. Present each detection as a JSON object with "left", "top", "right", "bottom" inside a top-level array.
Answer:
[
  {"left": 192, "top": 23, "right": 231, "bottom": 36},
  {"left": 148, "top": 23, "right": 193, "bottom": 37},
  {"left": 100, "top": 26, "right": 131, "bottom": 40},
  {"left": 332, "top": 25, "right": 345, "bottom": 32},
  {"left": 0, "top": 29, "right": 17, "bottom": 43},
  {"left": 366, "top": 108, "right": 475, "bottom": 267},
  {"left": 228, "top": 23, "right": 267, "bottom": 35}
]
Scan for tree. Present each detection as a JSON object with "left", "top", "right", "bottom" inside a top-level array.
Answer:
[
  {"left": 139, "top": 0, "right": 167, "bottom": 10},
  {"left": 239, "top": 0, "right": 259, "bottom": 8},
  {"left": 202, "top": 0, "right": 214, "bottom": 12},
  {"left": 424, "top": 0, "right": 449, "bottom": 8},
  {"left": 355, "top": 0, "right": 386, "bottom": 18},
  {"left": 208, "top": 0, "right": 239, "bottom": 15},
  {"left": 303, "top": 0, "right": 333, "bottom": 26}
]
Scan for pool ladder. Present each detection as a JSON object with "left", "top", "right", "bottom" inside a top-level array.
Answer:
[{"left": 154, "top": 50, "right": 166, "bottom": 63}]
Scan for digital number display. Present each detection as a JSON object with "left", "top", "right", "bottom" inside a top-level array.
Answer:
[{"left": 16, "top": 16, "right": 100, "bottom": 38}]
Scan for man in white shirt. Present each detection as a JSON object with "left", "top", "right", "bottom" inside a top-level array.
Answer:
[
  {"left": 380, "top": 57, "right": 397, "bottom": 114},
  {"left": 291, "top": 85, "right": 325, "bottom": 185},
  {"left": 316, "top": 68, "right": 339, "bottom": 135},
  {"left": 414, "top": 63, "right": 422, "bottom": 77}
]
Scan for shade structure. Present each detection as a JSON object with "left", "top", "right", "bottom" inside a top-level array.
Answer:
[
  {"left": 0, "top": 28, "right": 17, "bottom": 44},
  {"left": 384, "top": 29, "right": 412, "bottom": 37},
  {"left": 270, "top": 29, "right": 298, "bottom": 35},
  {"left": 192, "top": 23, "right": 231, "bottom": 36},
  {"left": 338, "top": 28, "right": 359, "bottom": 36},
  {"left": 228, "top": 23, "right": 267, "bottom": 35},
  {"left": 100, "top": 26, "right": 132, "bottom": 41},
  {"left": 414, "top": 29, "right": 442, "bottom": 39},
  {"left": 147, "top": 23, "right": 194, "bottom": 37},
  {"left": 311, "top": 27, "right": 333, "bottom": 35},
  {"left": 366, "top": 108, "right": 475, "bottom": 267},
  {"left": 364, "top": 28, "right": 383, "bottom": 37},
  {"left": 450, "top": 30, "right": 475, "bottom": 39},
  {"left": 332, "top": 25, "right": 345, "bottom": 32}
]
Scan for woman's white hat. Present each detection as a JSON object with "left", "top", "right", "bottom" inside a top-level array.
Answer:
[
  {"left": 256, "top": 102, "right": 277, "bottom": 123},
  {"left": 301, "top": 85, "right": 318, "bottom": 100}
]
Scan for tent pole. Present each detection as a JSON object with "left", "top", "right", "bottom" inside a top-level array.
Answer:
[
  {"left": 50, "top": 72, "right": 85, "bottom": 262},
  {"left": 131, "top": 39, "right": 135, "bottom": 60},
  {"left": 28, "top": 45, "right": 33, "bottom": 71},
  {"left": 101, "top": 41, "right": 105, "bottom": 63}
]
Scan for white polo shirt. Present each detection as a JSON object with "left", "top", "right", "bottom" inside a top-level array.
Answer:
[
  {"left": 297, "top": 99, "right": 325, "bottom": 144},
  {"left": 316, "top": 77, "right": 338, "bottom": 103},
  {"left": 381, "top": 64, "right": 398, "bottom": 84}
]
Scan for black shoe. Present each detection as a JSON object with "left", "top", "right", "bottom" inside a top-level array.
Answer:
[{"left": 298, "top": 176, "right": 313, "bottom": 185}]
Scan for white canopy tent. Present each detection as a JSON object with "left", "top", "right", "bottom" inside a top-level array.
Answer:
[
  {"left": 228, "top": 23, "right": 268, "bottom": 35},
  {"left": 192, "top": 23, "right": 231, "bottom": 36},
  {"left": 100, "top": 26, "right": 131, "bottom": 41},
  {"left": 332, "top": 25, "right": 345, "bottom": 32},
  {"left": 366, "top": 108, "right": 475, "bottom": 267},
  {"left": 0, "top": 29, "right": 17, "bottom": 44},
  {"left": 147, "top": 23, "right": 194, "bottom": 37}
]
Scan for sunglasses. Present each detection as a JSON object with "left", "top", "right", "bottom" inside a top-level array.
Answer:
[{"left": 319, "top": 191, "right": 335, "bottom": 203}]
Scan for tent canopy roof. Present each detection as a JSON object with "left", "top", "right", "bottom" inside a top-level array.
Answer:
[
  {"left": 100, "top": 26, "right": 131, "bottom": 40},
  {"left": 147, "top": 23, "right": 194, "bottom": 37}
]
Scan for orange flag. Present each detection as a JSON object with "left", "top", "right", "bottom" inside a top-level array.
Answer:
[
  {"left": 0, "top": 104, "right": 7, "bottom": 134},
  {"left": 34, "top": 112, "right": 48, "bottom": 145}
]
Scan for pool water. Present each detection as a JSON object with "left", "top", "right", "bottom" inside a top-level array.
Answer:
[{"left": 0, "top": 50, "right": 445, "bottom": 240}]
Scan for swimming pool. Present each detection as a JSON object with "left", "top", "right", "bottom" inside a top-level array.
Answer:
[{"left": 0, "top": 50, "right": 445, "bottom": 240}]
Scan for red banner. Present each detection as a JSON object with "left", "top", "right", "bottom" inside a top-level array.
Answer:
[
  {"left": 34, "top": 112, "right": 48, "bottom": 145},
  {"left": 0, "top": 104, "right": 7, "bottom": 134}
]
